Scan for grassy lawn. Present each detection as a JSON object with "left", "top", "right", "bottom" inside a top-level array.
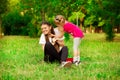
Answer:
[{"left": 0, "top": 33, "right": 120, "bottom": 80}]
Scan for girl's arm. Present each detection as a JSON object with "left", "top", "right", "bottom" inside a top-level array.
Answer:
[
  {"left": 55, "top": 26, "right": 64, "bottom": 38},
  {"left": 56, "top": 31, "right": 64, "bottom": 38}
]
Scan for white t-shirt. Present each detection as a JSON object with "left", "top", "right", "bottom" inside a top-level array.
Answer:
[
  {"left": 39, "top": 28, "right": 64, "bottom": 45},
  {"left": 54, "top": 28, "right": 64, "bottom": 40},
  {"left": 39, "top": 33, "right": 52, "bottom": 44}
]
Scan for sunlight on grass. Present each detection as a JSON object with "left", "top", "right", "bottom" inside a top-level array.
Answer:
[{"left": 0, "top": 34, "right": 120, "bottom": 80}]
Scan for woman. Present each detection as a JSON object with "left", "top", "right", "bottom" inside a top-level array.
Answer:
[{"left": 39, "top": 21, "right": 72, "bottom": 67}]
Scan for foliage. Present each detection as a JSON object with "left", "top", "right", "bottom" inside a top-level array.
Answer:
[
  {"left": 64, "top": 33, "right": 70, "bottom": 42},
  {"left": 28, "top": 22, "right": 39, "bottom": 38},
  {"left": 2, "top": 10, "right": 32, "bottom": 35},
  {"left": 7, "top": 0, "right": 20, "bottom": 12},
  {"left": 103, "top": 21, "right": 115, "bottom": 41},
  {"left": 0, "top": 0, "right": 8, "bottom": 14},
  {"left": 1, "top": 0, "right": 120, "bottom": 40},
  {"left": 68, "top": 12, "right": 85, "bottom": 26},
  {"left": 84, "top": 15, "right": 96, "bottom": 27},
  {"left": 98, "top": 18, "right": 105, "bottom": 27},
  {"left": 100, "top": 0, "right": 120, "bottom": 41},
  {"left": 0, "top": 0, "right": 8, "bottom": 37}
]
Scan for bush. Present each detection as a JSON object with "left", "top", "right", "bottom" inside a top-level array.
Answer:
[
  {"left": 103, "top": 22, "right": 115, "bottom": 41},
  {"left": 28, "top": 22, "right": 38, "bottom": 38},
  {"left": 2, "top": 10, "right": 32, "bottom": 35},
  {"left": 64, "top": 33, "right": 70, "bottom": 41}
]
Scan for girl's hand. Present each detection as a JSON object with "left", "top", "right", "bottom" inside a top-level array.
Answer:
[
  {"left": 52, "top": 37, "right": 57, "bottom": 42},
  {"left": 49, "top": 33, "right": 55, "bottom": 38},
  {"left": 51, "top": 37, "right": 57, "bottom": 45}
]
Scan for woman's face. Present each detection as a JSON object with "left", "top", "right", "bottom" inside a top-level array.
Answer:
[{"left": 41, "top": 24, "right": 51, "bottom": 35}]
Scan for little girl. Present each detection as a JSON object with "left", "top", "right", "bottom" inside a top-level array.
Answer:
[{"left": 54, "top": 15, "right": 84, "bottom": 66}]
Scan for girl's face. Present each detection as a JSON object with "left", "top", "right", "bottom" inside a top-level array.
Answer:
[{"left": 41, "top": 24, "right": 51, "bottom": 35}]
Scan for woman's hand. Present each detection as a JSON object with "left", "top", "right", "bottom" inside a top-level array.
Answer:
[{"left": 56, "top": 39, "right": 64, "bottom": 47}]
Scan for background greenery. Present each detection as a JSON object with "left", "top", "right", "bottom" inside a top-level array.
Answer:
[
  {"left": 0, "top": 33, "right": 120, "bottom": 80},
  {"left": 0, "top": 0, "right": 120, "bottom": 41}
]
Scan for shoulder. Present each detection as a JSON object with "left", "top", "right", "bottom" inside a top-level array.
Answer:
[
  {"left": 39, "top": 33, "right": 45, "bottom": 44},
  {"left": 40, "top": 33, "right": 45, "bottom": 41},
  {"left": 64, "top": 21, "right": 72, "bottom": 26},
  {"left": 54, "top": 27, "right": 58, "bottom": 31},
  {"left": 40, "top": 33, "right": 45, "bottom": 38},
  {"left": 66, "top": 21, "right": 77, "bottom": 27}
]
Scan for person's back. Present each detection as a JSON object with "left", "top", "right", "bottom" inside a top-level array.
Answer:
[{"left": 63, "top": 21, "right": 84, "bottom": 38}]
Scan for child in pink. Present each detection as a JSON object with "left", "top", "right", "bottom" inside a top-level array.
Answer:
[{"left": 54, "top": 15, "right": 84, "bottom": 66}]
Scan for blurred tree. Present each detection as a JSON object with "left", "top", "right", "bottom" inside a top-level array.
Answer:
[
  {"left": 97, "top": 0, "right": 120, "bottom": 41},
  {"left": 2, "top": 10, "right": 32, "bottom": 35},
  {"left": 1, "top": 0, "right": 119, "bottom": 40},
  {"left": 0, "top": 0, "right": 8, "bottom": 37}
]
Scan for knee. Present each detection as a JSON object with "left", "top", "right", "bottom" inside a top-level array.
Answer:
[
  {"left": 45, "top": 42, "right": 54, "bottom": 50},
  {"left": 45, "top": 42, "right": 52, "bottom": 47},
  {"left": 62, "top": 46, "right": 68, "bottom": 50},
  {"left": 46, "top": 41, "right": 51, "bottom": 45}
]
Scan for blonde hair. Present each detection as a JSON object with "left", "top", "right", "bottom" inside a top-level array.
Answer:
[{"left": 54, "top": 15, "right": 65, "bottom": 26}]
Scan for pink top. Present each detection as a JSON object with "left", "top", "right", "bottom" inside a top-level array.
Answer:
[{"left": 63, "top": 22, "right": 84, "bottom": 38}]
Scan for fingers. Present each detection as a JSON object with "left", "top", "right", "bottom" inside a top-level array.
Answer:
[{"left": 49, "top": 33, "right": 55, "bottom": 37}]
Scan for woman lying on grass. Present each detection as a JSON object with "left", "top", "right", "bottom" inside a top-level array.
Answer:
[{"left": 39, "top": 21, "right": 72, "bottom": 68}]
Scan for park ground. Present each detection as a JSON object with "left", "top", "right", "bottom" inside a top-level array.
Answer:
[{"left": 0, "top": 33, "right": 120, "bottom": 80}]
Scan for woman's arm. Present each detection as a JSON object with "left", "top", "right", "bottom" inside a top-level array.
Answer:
[
  {"left": 41, "top": 44, "right": 45, "bottom": 50},
  {"left": 56, "top": 39, "right": 64, "bottom": 47}
]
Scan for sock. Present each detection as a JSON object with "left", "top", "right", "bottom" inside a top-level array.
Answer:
[
  {"left": 77, "top": 56, "right": 80, "bottom": 62},
  {"left": 73, "top": 56, "right": 77, "bottom": 62}
]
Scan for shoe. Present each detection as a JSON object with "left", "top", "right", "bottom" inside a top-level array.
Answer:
[
  {"left": 73, "top": 61, "right": 81, "bottom": 66},
  {"left": 61, "top": 61, "right": 72, "bottom": 68}
]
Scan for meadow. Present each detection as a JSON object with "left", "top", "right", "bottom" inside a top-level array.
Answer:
[{"left": 0, "top": 33, "right": 120, "bottom": 80}]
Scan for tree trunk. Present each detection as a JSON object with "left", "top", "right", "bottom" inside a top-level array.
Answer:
[
  {"left": 0, "top": 17, "right": 2, "bottom": 38},
  {"left": 90, "top": 24, "right": 92, "bottom": 33},
  {"left": 117, "top": 26, "right": 120, "bottom": 33},
  {"left": 80, "top": 17, "right": 84, "bottom": 30},
  {"left": 41, "top": 9, "right": 45, "bottom": 21}
]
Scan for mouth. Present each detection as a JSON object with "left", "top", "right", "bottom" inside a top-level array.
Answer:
[{"left": 43, "top": 31, "right": 48, "bottom": 34}]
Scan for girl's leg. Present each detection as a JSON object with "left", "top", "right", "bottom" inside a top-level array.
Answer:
[
  {"left": 44, "top": 42, "right": 61, "bottom": 62},
  {"left": 73, "top": 38, "right": 81, "bottom": 63}
]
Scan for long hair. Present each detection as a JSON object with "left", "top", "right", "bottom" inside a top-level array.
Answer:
[{"left": 41, "top": 21, "right": 59, "bottom": 52}]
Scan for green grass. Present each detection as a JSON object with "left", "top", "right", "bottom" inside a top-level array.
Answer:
[{"left": 0, "top": 34, "right": 120, "bottom": 80}]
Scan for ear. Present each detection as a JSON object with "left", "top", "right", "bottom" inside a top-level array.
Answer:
[{"left": 61, "top": 18, "right": 65, "bottom": 23}]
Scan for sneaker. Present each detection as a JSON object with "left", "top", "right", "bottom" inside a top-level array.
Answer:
[
  {"left": 73, "top": 61, "right": 81, "bottom": 66},
  {"left": 61, "top": 61, "right": 72, "bottom": 68}
]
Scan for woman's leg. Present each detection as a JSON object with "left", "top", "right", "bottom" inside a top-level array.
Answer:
[
  {"left": 59, "top": 46, "right": 72, "bottom": 67},
  {"left": 44, "top": 42, "right": 61, "bottom": 62},
  {"left": 59, "top": 46, "right": 68, "bottom": 62}
]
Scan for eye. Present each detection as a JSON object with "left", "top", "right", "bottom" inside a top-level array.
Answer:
[
  {"left": 56, "top": 18, "right": 61, "bottom": 22},
  {"left": 41, "top": 27, "right": 43, "bottom": 30}
]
